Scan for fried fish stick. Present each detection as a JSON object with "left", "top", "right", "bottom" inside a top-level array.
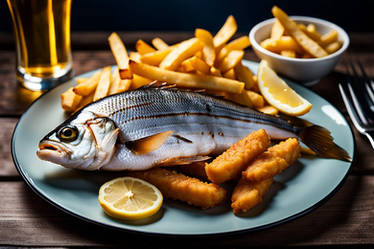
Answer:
[
  {"left": 179, "top": 162, "right": 208, "bottom": 180},
  {"left": 129, "top": 168, "right": 226, "bottom": 209},
  {"left": 242, "top": 138, "right": 300, "bottom": 182},
  {"left": 205, "top": 129, "right": 270, "bottom": 184},
  {"left": 231, "top": 177, "right": 273, "bottom": 214}
]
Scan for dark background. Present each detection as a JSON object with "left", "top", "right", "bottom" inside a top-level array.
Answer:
[{"left": 0, "top": 0, "right": 373, "bottom": 34}]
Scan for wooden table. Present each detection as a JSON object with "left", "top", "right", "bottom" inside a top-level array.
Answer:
[{"left": 0, "top": 32, "right": 373, "bottom": 248}]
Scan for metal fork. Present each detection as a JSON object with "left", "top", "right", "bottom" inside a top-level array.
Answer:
[{"left": 339, "top": 59, "right": 374, "bottom": 149}]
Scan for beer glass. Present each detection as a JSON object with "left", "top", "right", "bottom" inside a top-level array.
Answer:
[{"left": 6, "top": 0, "right": 73, "bottom": 91}]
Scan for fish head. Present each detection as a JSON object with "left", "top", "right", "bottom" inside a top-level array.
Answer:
[{"left": 37, "top": 111, "right": 119, "bottom": 170}]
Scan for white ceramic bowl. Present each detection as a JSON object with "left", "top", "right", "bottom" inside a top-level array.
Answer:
[{"left": 249, "top": 16, "right": 349, "bottom": 84}]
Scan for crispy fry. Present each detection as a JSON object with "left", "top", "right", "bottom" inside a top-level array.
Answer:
[
  {"left": 61, "top": 87, "right": 82, "bottom": 112},
  {"left": 76, "top": 78, "right": 89, "bottom": 84},
  {"left": 130, "top": 74, "right": 152, "bottom": 90},
  {"left": 179, "top": 162, "right": 208, "bottom": 180},
  {"left": 160, "top": 38, "right": 203, "bottom": 71},
  {"left": 213, "top": 15, "right": 237, "bottom": 48},
  {"left": 129, "top": 52, "right": 141, "bottom": 62},
  {"left": 77, "top": 93, "right": 94, "bottom": 110},
  {"left": 93, "top": 66, "right": 111, "bottom": 101},
  {"left": 325, "top": 41, "right": 342, "bottom": 54},
  {"left": 140, "top": 48, "right": 172, "bottom": 66},
  {"left": 186, "top": 56, "right": 210, "bottom": 74},
  {"left": 73, "top": 71, "right": 101, "bottom": 96},
  {"left": 136, "top": 39, "right": 156, "bottom": 54},
  {"left": 205, "top": 129, "right": 271, "bottom": 184},
  {"left": 210, "top": 67, "right": 222, "bottom": 76},
  {"left": 129, "top": 168, "right": 226, "bottom": 209},
  {"left": 231, "top": 177, "right": 273, "bottom": 214},
  {"left": 181, "top": 58, "right": 195, "bottom": 73},
  {"left": 108, "top": 68, "right": 120, "bottom": 95},
  {"left": 234, "top": 63, "right": 256, "bottom": 90},
  {"left": 280, "top": 50, "right": 296, "bottom": 58},
  {"left": 195, "top": 28, "right": 216, "bottom": 66},
  {"left": 256, "top": 105, "right": 279, "bottom": 115},
  {"left": 298, "top": 23, "right": 322, "bottom": 43},
  {"left": 108, "top": 32, "right": 132, "bottom": 79},
  {"left": 117, "top": 79, "right": 132, "bottom": 93},
  {"left": 216, "top": 36, "right": 251, "bottom": 62},
  {"left": 272, "top": 6, "right": 328, "bottom": 57},
  {"left": 320, "top": 29, "right": 338, "bottom": 46},
  {"left": 260, "top": 36, "right": 303, "bottom": 54},
  {"left": 152, "top": 37, "right": 169, "bottom": 50},
  {"left": 129, "top": 60, "right": 245, "bottom": 93},
  {"left": 223, "top": 68, "right": 236, "bottom": 80},
  {"left": 218, "top": 50, "right": 244, "bottom": 73},
  {"left": 242, "top": 138, "right": 300, "bottom": 182},
  {"left": 271, "top": 19, "right": 285, "bottom": 40},
  {"left": 225, "top": 90, "right": 264, "bottom": 108}
]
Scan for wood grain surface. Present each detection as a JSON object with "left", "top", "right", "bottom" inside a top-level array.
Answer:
[{"left": 0, "top": 32, "right": 373, "bottom": 247}]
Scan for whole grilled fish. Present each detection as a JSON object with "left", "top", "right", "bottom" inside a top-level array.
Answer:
[{"left": 37, "top": 86, "right": 350, "bottom": 171}]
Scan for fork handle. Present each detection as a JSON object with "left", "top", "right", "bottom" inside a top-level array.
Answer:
[{"left": 365, "top": 131, "right": 374, "bottom": 149}]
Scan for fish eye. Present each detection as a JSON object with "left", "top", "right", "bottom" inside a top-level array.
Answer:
[{"left": 57, "top": 125, "right": 78, "bottom": 142}]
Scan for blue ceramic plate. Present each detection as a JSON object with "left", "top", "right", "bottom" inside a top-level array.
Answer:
[{"left": 11, "top": 60, "right": 355, "bottom": 235}]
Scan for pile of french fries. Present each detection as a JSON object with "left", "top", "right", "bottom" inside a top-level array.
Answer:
[
  {"left": 261, "top": 6, "right": 342, "bottom": 58},
  {"left": 61, "top": 15, "right": 279, "bottom": 116}
]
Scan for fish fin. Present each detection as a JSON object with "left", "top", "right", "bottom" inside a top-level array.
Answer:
[
  {"left": 101, "top": 128, "right": 120, "bottom": 153},
  {"left": 299, "top": 125, "right": 352, "bottom": 162},
  {"left": 158, "top": 155, "right": 211, "bottom": 166},
  {"left": 125, "top": 131, "right": 174, "bottom": 155}
]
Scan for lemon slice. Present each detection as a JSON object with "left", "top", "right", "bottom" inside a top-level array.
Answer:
[
  {"left": 257, "top": 60, "right": 312, "bottom": 116},
  {"left": 98, "top": 177, "right": 163, "bottom": 220}
]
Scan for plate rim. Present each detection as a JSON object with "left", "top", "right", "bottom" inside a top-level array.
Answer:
[{"left": 11, "top": 60, "right": 356, "bottom": 237}]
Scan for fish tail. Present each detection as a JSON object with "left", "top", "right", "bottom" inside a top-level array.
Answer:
[{"left": 298, "top": 125, "right": 352, "bottom": 162}]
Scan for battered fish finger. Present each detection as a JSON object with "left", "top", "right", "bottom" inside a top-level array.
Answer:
[
  {"left": 231, "top": 177, "right": 273, "bottom": 214},
  {"left": 242, "top": 138, "right": 300, "bottom": 182},
  {"left": 205, "top": 129, "right": 270, "bottom": 184},
  {"left": 179, "top": 162, "right": 208, "bottom": 180},
  {"left": 129, "top": 168, "right": 226, "bottom": 209}
]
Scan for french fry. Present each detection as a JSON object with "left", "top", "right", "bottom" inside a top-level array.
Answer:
[
  {"left": 271, "top": 19, "right": 285, "bottom": 40},
  {"left": 223, "top": 69, "right": 235, "bottom": 80},
  {"left": 186, "top": 56, "right": 210, "bottom": 74},
  {"left": 136, "top": 39, "right": 156, "bottom": 54},
  {"left": 272, "top": 6, "right": 328, "bottom": 57},
  {"left": 216, "top": 36, "right": 251, "bottom": 62},
  {"left": 109, "top": 68, "right": 121, "bottom": 95},
  {"left": 77, "top": 93, "right": 94, "bottom": 110},
  {"left": 210, "top": 67, "right": 222, "bottom": 76},
  {"left": 195, "top": 28, "right": 216, "bottom": 66},
  {"left": 76, "top": 78, "right": 89, "bottom": 84},
  {"left": 129, "top": 60, "right": 244, "bottom": 93},
  {"left": 108, "top": 32, "right": 132, "bottom": 79},
  {"left": 181, "top": 58, "right": 195, "bottom": 73},
  {"left": 218, "top": 50, "right": 244, "bottom": 73},
  {"left": 129, "top": 51, "right": 141, "bottom": 62},
  {"left": 325, "top": 41, "right": 342, "bottom": 54},
  {"left": 159, "top": 38, "right": 203, "bottom": 71},
  {"left": 117, "top": 79, "right": 132, "bottom": 93},
  {"left": 205, "top": 129, "right": 270, "bottom": 184},
  {"left": 320, "top": 29, "right": 338, "bottom": 46},
  {"left": 231, "top": 177, "right": 273, "bottom": 214},
  {"left": 61, "top": 87, "right": 82, "bottom": 112},
  {"left": 93, "top": 66, "right": 112, "bottom": 101},
  {"left": 280, "top": 50, "right": 296, "bottom": 58},
  {"left": 226, "top": 90, "right": 264, "bottom": 108},
  {"left": 213, "top": 15, "right": 237, "bottom": 49},
  {"left": 234, "top": 63, "right": 256, "bottom": 90},
  {"left": 140, "top": 48, "right": 173, "bottom": 66},
  {"left": 152, "top": 37, "right": 169, "bottom": 50},
  {"left": 260, "top": 36, "right": 303, "bottom": 54},
  {"left": 73, "top": 71, "right": 101, "bottom": 96},
  {"left": 256, "top": 105, "right": 279, "bottom": 115},
  {"left": 130, "top": 74, "right": 153, "bottom": 90},
  {"left": 298, "top": 23, "right": 321, "bottom": 43}
]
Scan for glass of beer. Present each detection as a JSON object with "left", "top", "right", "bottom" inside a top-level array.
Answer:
[{"left": 6, "top": 0, "right": 73, "bottom": 91}]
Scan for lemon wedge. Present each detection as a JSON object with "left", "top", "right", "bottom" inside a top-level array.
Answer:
[
  {"left": 98, "top": 177, "right": 163, "bottom": 220},
  {"left": 257, "top": 60, "right": 312, "bottom": 116}
]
